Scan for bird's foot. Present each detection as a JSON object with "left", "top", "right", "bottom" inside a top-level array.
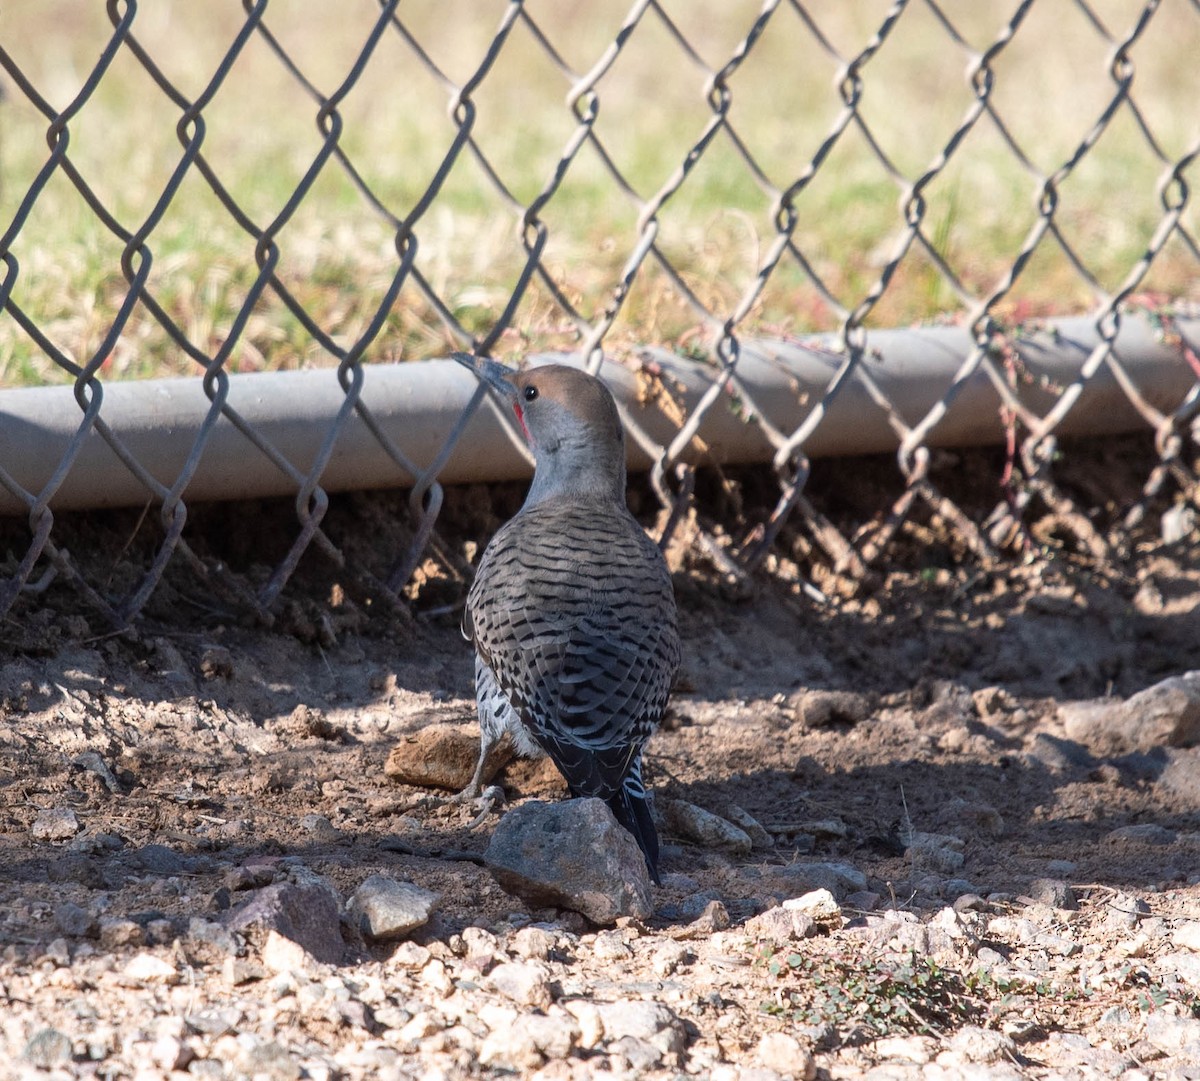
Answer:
[{"left": 466, "top": 784, "right": 506, "bottom": 829}]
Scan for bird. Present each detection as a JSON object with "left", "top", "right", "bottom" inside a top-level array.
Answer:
[{"left": 455, "top": 354, "right": 680, "bottom": 883}]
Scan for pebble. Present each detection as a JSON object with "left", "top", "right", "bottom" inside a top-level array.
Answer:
[
  {"left": 1060, "top": 672, "right": 1200, "bottom": 753},
  {"left": 298, "top": 814, "right": 344, "bottom": 843},
  {"left": 593, "top": 1000, "right": 687, "bottom": 1057},
  {"left": 224, "top": 871, "right": 344, "bottom": 964},
  {"left": 946, "top": 1026, "right": 1015, "bottom": 1064},
  {"left": 771, "top": 860, "right": 867, "bottom": 897},
  {"left": 1145, "top": 1011, "right": 1200, "bottom": 1059},
  {"left": 131, "top": 842, "right": 190, "bottom": 874},
  {"left": 54, "top": 900, "right": 96, "bottom": 938},
  {"left": 757, "top": 1031, "right": 816, "bottom": 1078},
  {"left": 479, "top": 1012, "right": 580, "bottom": 1069},
  {"left": 783, "top": 888, "right": 841, "bottom": 922},
  {"left": 1161, "top": 951, "right": 1200, "bottom": 989},
  {"left": 724, "top": 804, "right": 775, "bottom": 849},
  {"left": 743, "top": 906, "right": 815, "bottom": 944},
  {"left": 1105, "top": 822, "right": 1178, "bottom": 845},
  {"left": 592, "top": 930, "right": 634, "bottom": 961},
  {"left": 663, "top": 799, "right": 753, "bottom": 856},
  {"left": 99, "top": 917, "right": 144, "bottom": 949},
  {"left": 510, "top": 925, "right": 557, "bottom": 960},
  {"left": 905, "top": 831, "right": 966, "bottom": 873},
  {"left": 22, "top": 1027, "right": 73, "bottom": 1067},
  {"left": 30, "top": 807, "right": 81, "bottom": 842},
  {"left": 346, "top": 875, "right": 440, "bottom": 942},
  {"left": 1026, "top": 878, "right": 1079, "bottom": 910},
  {"left": 1173, "top": 922, "right": 1200, "bottom": 952},
  {"left": 484, "top": 798, "right": 652, "bottom": 925},
  {"left": 122, "top": 951, "right": 178, "bottom": 983},
  {"left": 791, "top": 688, "right": 876, "bottom": 728},
  {"left": 488, "top": 961, "right": 553, "bottom": 1008}
]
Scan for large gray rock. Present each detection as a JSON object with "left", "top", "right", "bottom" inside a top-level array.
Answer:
[
  {"left": 1060, "top": 672, "right": 1200, "bottom": 754},
  {"left": 346, "top": 875, "right": 439, "bottom": 943},
  {"left": 224, "top": 868, "right": 344, "bottom": 964},
  {"left": 484, "top": 798, "right": 652, "bottom": 924}
]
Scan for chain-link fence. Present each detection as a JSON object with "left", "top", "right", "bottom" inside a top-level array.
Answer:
[{"left": 1, "top": 1, "right": 1198, "bottom": 628}]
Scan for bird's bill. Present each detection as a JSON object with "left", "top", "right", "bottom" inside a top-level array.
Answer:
[{"left": 452, "top": 352, "right": 519, "bottom": 400}]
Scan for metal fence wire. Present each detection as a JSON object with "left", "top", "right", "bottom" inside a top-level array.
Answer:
[{"left": 0, "top": 1, "right": 1198, "bottom": 628}]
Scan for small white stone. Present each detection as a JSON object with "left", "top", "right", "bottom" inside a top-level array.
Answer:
[
  {"left": 488, "top": 961, "right": 552, "bottom": 1008},
  {"left": 1172, "top": 921, "right": 1200, "bottom": 952},
  {"left": 122, "top": 952, "right": 177, "bottom": 983},
  {"left": 782, "top": 888, "right": 840, "bottom": 921},
  {"left": 757, "top": 1031, "right": 816, "bottom": 1078}
]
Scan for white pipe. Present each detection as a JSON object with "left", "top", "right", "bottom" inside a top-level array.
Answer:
[{"left": 0, "top": 315, "right": 1194, "bottom": 515}]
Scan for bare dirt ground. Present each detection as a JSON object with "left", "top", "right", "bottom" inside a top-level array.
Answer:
[{"left": 2, "top": 445, "right": 1199, "bottom": 1080}]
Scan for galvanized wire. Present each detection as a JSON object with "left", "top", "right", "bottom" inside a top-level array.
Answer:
[{"left": 0, "top": 0, "right": 1197, "bottom": 626}]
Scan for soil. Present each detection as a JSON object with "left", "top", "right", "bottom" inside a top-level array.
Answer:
[{"left": 1, "top": 450, "right": 1199, "bottom": 1080}]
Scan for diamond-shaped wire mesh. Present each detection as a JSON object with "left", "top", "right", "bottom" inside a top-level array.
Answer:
[{"left": 0, "top": 0, "right": 1197, "bottom": 626}]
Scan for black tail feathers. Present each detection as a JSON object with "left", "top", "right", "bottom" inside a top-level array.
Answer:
[{"left": 608, "top": 783, "right": 661, "bottom": 885}]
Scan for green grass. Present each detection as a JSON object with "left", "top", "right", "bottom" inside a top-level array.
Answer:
[{"left": 1, "top": 1, "right": 1197, "bottom": 385}]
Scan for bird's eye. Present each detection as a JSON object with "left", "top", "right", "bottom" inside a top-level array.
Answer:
[{"left": 523, "top": 385, "right": 539, "bottom": 402}]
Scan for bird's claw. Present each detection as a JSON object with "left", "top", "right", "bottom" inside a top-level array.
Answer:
[{"left": 466, "top": 784, "right": 506, "bottom": 829}]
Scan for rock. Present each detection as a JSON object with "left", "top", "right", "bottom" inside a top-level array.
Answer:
[
  {"left": 663, "top": 799, "right": 753, "bottom": 855},
  {"left": 791, "top": 689, "right": 876, "bottom": 728},
  {"left": 1105, "top": 823, "right": 1177, "bottom": 845},
  {"left": 783, "top": 888, "right": 841, "bottom": 922},
  {"left": 772, "top": 860, "right": 867, "bottom": 897},
  {"left": 670, "top": 899, "right": 731, "bottom": 939},
  {"left": 1160, "top": 748, "right": 1200, "bottom": 805},
  {"left": 131, "top": 843, "right": 190, "bottom": 874},
  {"left": 939, "top": 798, "right": 1004, "bottom": 837},
  {"left": 905, "top": 831, "right": 966, "bottom": 873},
  {"left": 484, "top": 798, "right": 652, "bottom": 925},
  {"left": 261, "top": 929, "right": 318, "bottom": 975},
  {"left": 563, "top": 1001, "right": 604, "bottom": 1050},
  {"left": 1024, "top": 732, "right": 1092, "bottom": 772},
  {"left": 22, "top": 1027, "right": 73, "bottom": 1067},
  {"left": 757, "top": 1032, "right": 816, "bottom": 1079},
  {"left": 1060, "top": 673, "right": 1200, "bottom": 753},
  {"left": 510, "top": 925, "right": 557, "bottom": 960},
  {"left": 224, "top": 870, "right": 344, "bottom": 964},
  {"left": 1144, "top": 1011, "right": 1200, "bottom": 1058},
  {"left": 1161, "top": 950, "right": 1200, "bottom": 989},
  {"left": 99, "top": 917, "right": 144, "bottom": 949},
  {"left": 592, "top": 930, "right": 634, "bottom": 961},
  {"left": 151, "top": 1034, "right": 192, "bottom": 1072},
  {"left": 346, "top": 875, "right": 439, "bottom": 943},
  {"left": 1173, "top": 922, "right": 1200, "bottom": 952},
  {"left": 743, "top": 906, "right": 814, "bottom": 944},
  {"left": 123, "top": 952, "right": 178, "bottom": 982},
  {"left": 1027, "top": 878, "right": 1079, "bottom": 910},
  {"left": 487, "top": 960, "right": 553, "bottom": 1008},
  {"left": 186, "top": 917, "right": 242, "bottom": 961},
  {"left": 384, "top": 722, "right": 510, "bottom": 791},
  {"left": 1104, "top": 893, "right": 1150, "bottom": 931},
  {"left": 479, "top": 1012, "right": 580, "bottom": 1069},
  {"left": 54, "top": 901, "right": 96, "bottom": 938},
  {"left": 724, "top": 804, "right": 775, "bottom": 849},
  {"left": 947, "top": 1025, "right": 1016, "bottom": 1064},
  {"left": 594, "top": 1001, "right": 687, "bottom": 1058},
  {"left": 30, "top": 807, "right": 81, "bottom": 842},
  {"left": 500, "top": 755, "right": 570, "bottom": 798},
  {"left": 298, "top": 814, "right": 343, "bottom": 843}
]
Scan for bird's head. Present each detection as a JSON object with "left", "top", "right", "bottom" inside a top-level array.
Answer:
[{"left": 456, "top": 355, "right": 627, "bottom": 506}]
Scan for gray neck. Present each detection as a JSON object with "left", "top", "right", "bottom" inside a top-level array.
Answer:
[{"left": 522, "top": 439, "right": 627, "bottom": 510}]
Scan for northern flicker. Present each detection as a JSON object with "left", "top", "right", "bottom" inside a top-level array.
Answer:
[{"left": 456, "top": 355, "right": 680, "bottom": 882}]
